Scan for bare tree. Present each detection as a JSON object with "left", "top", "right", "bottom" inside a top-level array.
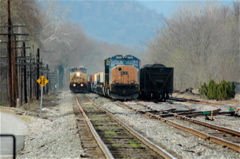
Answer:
[
  {"left": 145, "top": 2, "right": 240, "bottom": 90},
  {"left": 0, "top": 0, "right": 42, "bottom": 40}
]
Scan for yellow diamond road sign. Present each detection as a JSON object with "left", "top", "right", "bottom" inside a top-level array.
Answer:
[{"left": 37, "top": 76, "right": 49, "bottom": 87}]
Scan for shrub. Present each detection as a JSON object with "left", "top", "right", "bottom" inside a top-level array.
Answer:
[
  {"left": 207, "top": 80, "right": 217, "bottom": 99},
  {"left": 200, "top": 83, "right": 208, "bottom": 96},
  {"left": 200, "top": 79, "right": 235, "bottom": 100}
]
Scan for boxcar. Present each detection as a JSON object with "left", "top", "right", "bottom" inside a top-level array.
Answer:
[{"left": 140, "top": 64, "right": 173, "bottom": 101}]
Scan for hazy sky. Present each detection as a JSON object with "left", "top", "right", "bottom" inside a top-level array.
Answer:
[
  {"left": 139, "top": 0, "right": 234, "bottom": 18},
  {"left": 56, "top": 0, "right": 235, "bottom": 18}
]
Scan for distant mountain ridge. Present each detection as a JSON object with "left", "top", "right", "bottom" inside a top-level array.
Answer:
[{"left": 61, "top": 0, "right": 165, "bottom": 47}]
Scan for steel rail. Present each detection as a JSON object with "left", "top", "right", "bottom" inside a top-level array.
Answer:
[
  {"left": 172, "top": 114, "right": 240, "bottom": 137},
  {"left": 152, "top": 112, "right": 240, "bottom": 153},
  {"left": 86, "top": 95, "right": 177, "bottom": 159},
  {"left": 121, "top": 101, "right": 240, "bottom": 153},
  {"left": 136, "top": 101, "right": 237, "bottom": 135},
  {"left": 136, "top": 101, "right": 224, "bottom": 118},
  {"left": 75, "top": 96, "right": 114, "bottom": 159}
]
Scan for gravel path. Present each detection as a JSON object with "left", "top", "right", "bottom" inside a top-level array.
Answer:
[{"left": 17, "top": 91, "right": 83, "bottom": 159}]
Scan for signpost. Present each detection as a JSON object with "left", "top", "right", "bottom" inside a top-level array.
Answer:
[{"left": 37, "top": 76, "right": 49, "bottom": 118}]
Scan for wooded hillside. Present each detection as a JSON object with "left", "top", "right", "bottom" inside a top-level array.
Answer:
[{"left": 145, "top": 2, "right": 240, "bottom": 90}]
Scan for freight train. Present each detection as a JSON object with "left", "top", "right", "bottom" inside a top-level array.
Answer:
[
  {"left": 90, "top": 55, "right": 141, "bottom": 100},
  {"left": 89, "top": 55, "right": 174, "bottom": 101},
  {"left": 140, "top": 64, "right": 174, "bottom": 101},
  {"left": 69, "top": 66, "right": 88, "bottom": 93}
]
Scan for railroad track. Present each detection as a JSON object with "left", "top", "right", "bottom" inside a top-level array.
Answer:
[
  {"left": 119, "top": 101, "right": 240, "bottom": 153},
  {"left": 169, "top": 97, "right": 240, "bottom": 116},
  {"left": 72, "top": 95, "right": 109, "bottom": 158},
  {"left": 74, "top": 94, "right": 176, "bottom": 159}
]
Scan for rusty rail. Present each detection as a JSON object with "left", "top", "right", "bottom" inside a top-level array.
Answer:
[
  {"left": 119, "top": 101, "right": 240, "bottom": 153},
  {"left": 75, "top": 96, "right": 114, "bottom": 159}
]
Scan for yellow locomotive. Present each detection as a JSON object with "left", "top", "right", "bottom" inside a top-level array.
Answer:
[
  {"left": 90, "top": 55, "right": 141, "bottom": 100},
  {"left": 69, "top": 66, "right": 88, "bottom": 93}
]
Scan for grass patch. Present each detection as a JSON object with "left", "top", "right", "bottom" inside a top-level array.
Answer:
[
  {"left": 128, "top": 139, "right": 143, "bottom": 148},
  {"left": 104, "top": 131, "right": 117, "bottom": 135},
  {"left": 19, "top": 115, "right": 34, "bottom": 123},
  {"left": 107, "top": 138, "right": 113, "bottom": 143}
]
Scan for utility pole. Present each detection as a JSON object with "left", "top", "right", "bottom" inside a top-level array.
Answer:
[
  {"left": 7, "top": 0, "right": 16, "bottom": 107},
  {"left": 29, "top": 52, "right": 32, "bottom": 101},
  {"left": 36, "top": 48, "right": 40, "bottom": 100},
  {"left": 23, "top": 42, "right": 27, "bottom": 103}
]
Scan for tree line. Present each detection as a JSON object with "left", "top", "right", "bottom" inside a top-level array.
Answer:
[
  {"left": 1, "top": 0, "right": 239, "bottom": 93},
  {"left": 0, "top": 0, "right": 138, "bottom": 85},
  {"left": 144, "top": 2, "right": 239, "bottom": 91},
  {"left": 0, "top": 0, "right": 122, "bottom": 105}
]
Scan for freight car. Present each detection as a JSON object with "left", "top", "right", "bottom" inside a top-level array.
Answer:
[
  {"left": 90, "top": 55, "right": 141, "bottom": 100},
  {"left": 140, "top": 64, "right": 173, "bottom": 101},
  {"left": 69, "top": 66, "right": 88, "bottom": 93}
]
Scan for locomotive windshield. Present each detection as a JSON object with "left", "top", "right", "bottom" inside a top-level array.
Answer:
[
  {"left": 105, "top": 55, "right": 141, "bottom": 70},
  {"left": 70, "top": 67, "right": 87, "bottom": 73},
  {"left": 111, "top": 59, "right": 139, "bottom": 68}
]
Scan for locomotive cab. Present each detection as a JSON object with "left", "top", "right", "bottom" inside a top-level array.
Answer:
[
  {"left": 104, "top": 55, "right": 141, "bottom": 100},
  {"left": 69, "top": 66, "right": 88, "bottom": 93}
]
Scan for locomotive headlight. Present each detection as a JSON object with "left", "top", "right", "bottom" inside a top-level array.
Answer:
[
  {"left": 73, "top": 84, "right": 76, "bottom": 87},
  {"left": 115, "top": 81, "right": 119, "bottom": 84},
  {"left": 76, "top": 72, "right": 81, "bottom": 77},
  {"left": 80, "top": 83, "right": 83, "bottom": 87},
  {"left": 131, "top": 81, "right": 134, "bottom": 84}
]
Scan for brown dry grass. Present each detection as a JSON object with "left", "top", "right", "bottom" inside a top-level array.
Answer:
[{"left": 0, "top": 93, "right": 59, "bottom": 116}]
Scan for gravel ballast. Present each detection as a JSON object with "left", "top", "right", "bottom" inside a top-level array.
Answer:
[
  {"left": 17, "top": 91, "right": 83, "bottom": 158},
  {"left": 5, "top": 90, "right": 238, "bottom": 158},
  {"left": 88, "top": 93, "right": 240, "bottom": 159}
]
